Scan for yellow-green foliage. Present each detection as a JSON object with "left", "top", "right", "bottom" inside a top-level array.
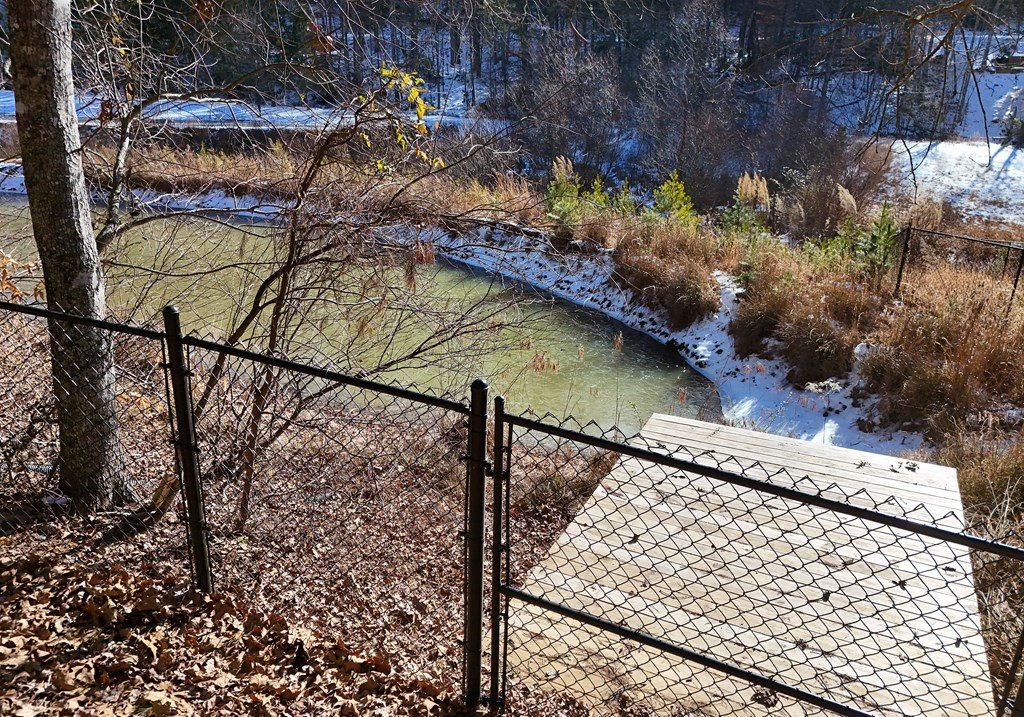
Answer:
[
  {"left": 723, "top": 172, "right": 770, "bottom": 239},
  {"left": 545, "top": 156, "right": 583, "bottom": 227},
  {"left": 802, "top": 205, "right": 900, "bottom": 286},
  {"left": 649, "top": 172, "right": 698, "bottom": 228}
]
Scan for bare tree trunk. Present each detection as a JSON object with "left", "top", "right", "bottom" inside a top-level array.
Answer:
[
  {"left": 450, "top": 24, "right": 462, "bottom": 67},
  {"left": 9, "top": 0, "right": 131, "bottom": 510}
]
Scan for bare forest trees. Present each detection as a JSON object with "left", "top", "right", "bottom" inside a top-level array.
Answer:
[{"left": 3, "top": 0, "right": 523, "bottom": 519}]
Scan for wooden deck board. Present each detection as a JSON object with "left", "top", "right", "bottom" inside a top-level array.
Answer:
[
  {"left": 506, "top": 415, "right": 993, "bottom": 716},
  {"left": 620, "top": 425, "right": 964, "bottom": 511}
]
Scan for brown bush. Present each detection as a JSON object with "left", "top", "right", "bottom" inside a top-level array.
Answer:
[
  {"left": 862, "top": 266, "right": 1024, "bottom": 430},
  {"left": 918, "top": 426, "right": 1024, "bottom": 688},
  {"left": 729, "top": 247, "right": 800, "bottom": 357},
  {"left": 818, "top": 280, "right": 885, "bottom": 328},
  {"left": 615, "top": 251, "right": 719, "bottom": 330},
  {"left": 613, "top": 219, "right": 721, "bottom": 330},
  {"left": 776, "top": 312, "right": 859, "bottom": 385},
  {"left": 773, "top": 136, "right": 888, "bottom": 240},
  {"left": 729, "top": 243, "right": 884, "bottom": 384}
]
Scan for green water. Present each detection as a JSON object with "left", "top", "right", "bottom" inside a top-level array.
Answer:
[{"left": 0, "top": 195, "right": 718, "bottom": 434}]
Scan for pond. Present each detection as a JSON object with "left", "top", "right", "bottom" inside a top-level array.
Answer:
[{"left": 0, "top": 194, "right": 718, "bottom": 434}]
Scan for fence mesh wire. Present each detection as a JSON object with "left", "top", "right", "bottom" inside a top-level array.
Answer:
[
  {"left": 184, "top": 340, "right": 472, "bottom": 685},
  {"left": 493, "top": 411, "right": 1024, "bottom": 717},
  {"left": 5, "top": 300, "right": 1024, "bottom": 716},
  {"left": 0, "top": 307, "right": 188, "bottom": 578},
  {"left": 898, "top": 228, "right": 1024, "bottom": 314}
]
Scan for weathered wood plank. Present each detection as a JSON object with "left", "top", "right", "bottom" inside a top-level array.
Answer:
[
  {"left": 506, "top": 414, "right": 993, "bottom": 716},
  {"left": 507, "top": 605, "right": 826, "bottom": 717},
  {"left": 645, "top": 416, "right": 956, "bottom": 486},
  {"left": 622, "top": 423, "right": 964, "bottom": 511}
]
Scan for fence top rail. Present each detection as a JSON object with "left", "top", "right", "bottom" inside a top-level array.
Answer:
[
  {"left": 180, "top": 333, "right": 472, "bottom": 415},
  {"left": 0, "top": 299, "right": 165, "bottom": 340},
  {"left": 910, "top": 225, "right": 1024, "bottom": 250},
  {"left": 503, "top": 410, "right": 1024, "bottom": 564},
  {"left": 0, "top": 299, "right": 470, "bottom": 415}
]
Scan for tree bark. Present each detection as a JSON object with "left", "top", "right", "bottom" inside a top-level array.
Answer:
[
  {"left": 9, "top": 0, "right": 131, "bottom": 510},
  {"left": 450, "top": 24, "right": 462, "bottom": 67}
]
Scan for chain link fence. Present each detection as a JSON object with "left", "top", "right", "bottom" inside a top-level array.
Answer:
[
  {"left": 895, "top": 226, "right": 1024, "bottom": 315},
  {"left": 488, "top": 406, "right": 1024, "bottom": 717},
  {"left": 180, "top": 333, "right": 475, "bottom": 688},
  {"left": 0, "top": 303, "right": 188, "bottom": 579}
]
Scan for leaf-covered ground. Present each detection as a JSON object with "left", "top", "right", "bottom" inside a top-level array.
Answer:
[{"left": 0, "top": 554, "right": 470, "bottom": 716}]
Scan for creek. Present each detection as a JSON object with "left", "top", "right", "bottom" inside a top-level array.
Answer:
[{"left": 0, "top": 195, "right": 719, "bottom": 434}]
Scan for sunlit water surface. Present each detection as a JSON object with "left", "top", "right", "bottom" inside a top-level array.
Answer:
[{"left": 0, "top": 195, "right": 718, "bottom": 434}]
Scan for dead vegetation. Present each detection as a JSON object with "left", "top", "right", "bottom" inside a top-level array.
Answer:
[
  {"left": 912, "top": 428, "right": 1024, "bottom": 692},
  {"left": 0, "top": 554, "right": 468, "bottom": 717},
  {"left": 613, "top": 220, "right": 728, "bottom": 332}
]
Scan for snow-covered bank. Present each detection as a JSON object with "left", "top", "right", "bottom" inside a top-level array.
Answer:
[
  {"left": 0, "top": 90, "right": 499, "bottom": 134},
  {"left": 0, "top": 161, "right": 282, "bottom": 221},
  {"left": 432, "top": 229, "right": 921, "bottom": 456},
  {"left": 884, "top": 138, "right": 1024, "bottom": 224},
  {"left": 0, "top": 164, "right": 25, "bottom": 195}
]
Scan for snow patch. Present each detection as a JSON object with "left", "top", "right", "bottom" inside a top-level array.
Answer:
[
  {"left": 432, "top": 229, "right": 921, "bottom": 456},
  {"left": 884, "top": 138, "right": 1024, "bottom": 224}
]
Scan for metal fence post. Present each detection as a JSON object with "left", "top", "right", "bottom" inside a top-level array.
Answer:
[
  {"left": 998, "top": 626, "right": 1024, "bottom": 717},
  {"left": 894, "top": 223, "right": 912, "bottom": 298},
  {"left": 162, "top": 306, "right": 213, "bottom": 593},
  {"left": 1011, "top": 665, "right": 1024, "bottom": 717},
  {"left": 464, "top": 378, "right": 488, "bottom": 707},
  {"left": 1008, "top": 247, "right": 1024, "bottom": 316},
  {"left": 489, "top": 395, "right": 507, "bottom": 704}
]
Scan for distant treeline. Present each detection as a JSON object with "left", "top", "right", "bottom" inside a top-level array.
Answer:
[{"left": 0, "top": 0, "right": 1018, "bottom": 202}]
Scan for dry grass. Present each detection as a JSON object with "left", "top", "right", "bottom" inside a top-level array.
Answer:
[
  {"left": 897, "top": 194, "right": 1023, "bottom": 243},
  {"left": 773, "top": 139, "right": 889, "bottom": 241},
  {"left": 84, "top": 141, "right": 307, "bottom": 200},
  {"left": 725, "top": 202, "right": 1023, "bottom": 427},
  {"left": 573, "top": 203, "right": 632, "bottom": 250},
  {"left": 423, "top": 173, "right": 548, "bottom": 229},
  {"left": 916, "top": 427, "right": 1024, "bottom": 689},
  {"left": 0, "top": 125, "right": 19, "bottom": 160},
  {"left": 613, "top": 220, "right": 727, "bottom": 330},
  {"left": 862, "top": 266, "right": 1024, "bottom": 432},
  {"left": 82, "top": 139, "right": 556, "bottom": 240}
]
